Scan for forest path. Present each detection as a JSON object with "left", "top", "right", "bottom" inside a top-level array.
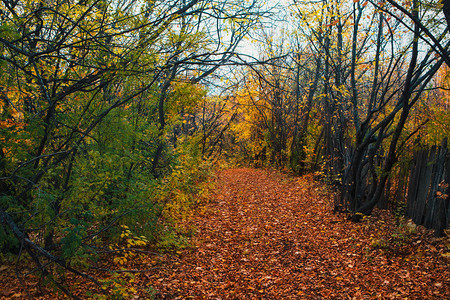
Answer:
[{"left": 148, "top": 168, "right": 449, "bottom": 299}]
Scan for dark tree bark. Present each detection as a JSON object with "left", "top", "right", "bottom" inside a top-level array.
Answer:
[{"left": 443, "top": 0, "right": 450, "bottom": 31}]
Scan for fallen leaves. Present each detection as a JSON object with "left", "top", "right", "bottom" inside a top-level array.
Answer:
[
  {"left": 1, "top": 168, "right": 449, "bottom": 299},
  {"left": 136, "top": 168, "right": 449, "bottom": 299}
]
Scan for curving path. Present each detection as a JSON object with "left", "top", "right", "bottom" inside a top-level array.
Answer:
[{"left": 147, "top": 168, "right": 449, "bottom": 299}]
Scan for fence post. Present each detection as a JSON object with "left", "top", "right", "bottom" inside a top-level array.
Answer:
[
  {"left": 425, "top": 140, "right": 447, "bottom": 230},
  {"left": 434, "top": 143, "right": 449, "bottom": 236}
]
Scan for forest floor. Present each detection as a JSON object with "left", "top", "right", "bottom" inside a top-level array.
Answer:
[{"left": 1, "top": 168, "right": 449, "bottom": 299}]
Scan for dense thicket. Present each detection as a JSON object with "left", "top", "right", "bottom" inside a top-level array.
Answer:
[{"left": 0, "top": 0, "right": 266, "bottom": 297}]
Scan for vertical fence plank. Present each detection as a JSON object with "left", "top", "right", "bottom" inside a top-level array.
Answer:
[
  {"left": 434, "top": 151, "right": 450, "bottom": 236},
  {"left": 406, "top": 150, "right": 423, "bottom": 219},
  {"left": 424, "top": 142, "right": 447, "bottom": 229},
  {"left": 403, "top": 139, "right": 449, "bottom": 236},
  {"left": 414, "top": 148, "right": 435, "bottom": 224}
]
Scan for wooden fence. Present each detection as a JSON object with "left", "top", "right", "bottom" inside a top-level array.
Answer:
[{"left": 405, "top": 140, "right": 449, "bottom": 236}]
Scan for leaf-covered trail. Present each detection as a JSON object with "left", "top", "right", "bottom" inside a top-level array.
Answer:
[
  {"left": 2, "top": 168, "right": 447, "bottom": 299},
  {"left": 148, "top": 168, "right": 449, "bottom": 299}
]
